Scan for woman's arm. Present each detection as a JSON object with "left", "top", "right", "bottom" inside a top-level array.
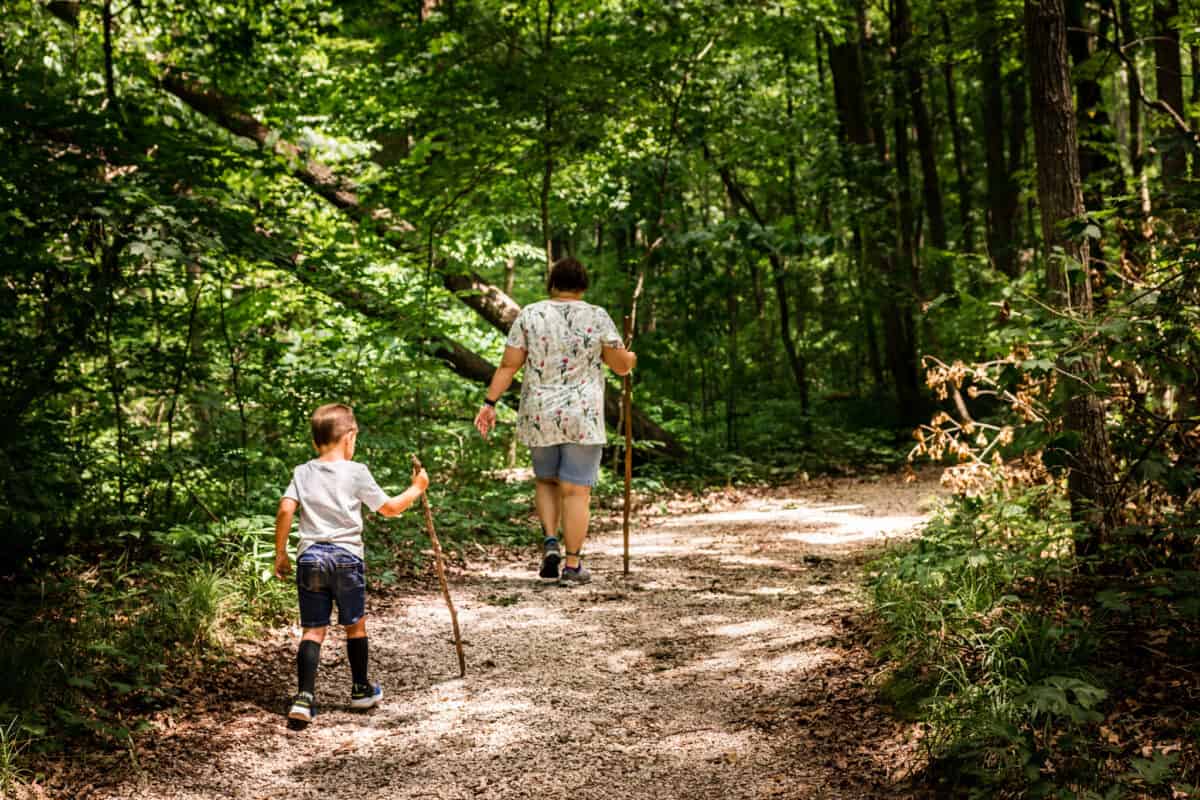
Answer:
[
  {"left": 475, "top": 346, "right": 526, "bottom": 439},
  {"left": 602, "top": 344, "right": 637, "bottom": 376}
]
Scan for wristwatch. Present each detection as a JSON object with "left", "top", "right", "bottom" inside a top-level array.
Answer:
[{"left": 483, "top": 397, "right": 497, "bottom": 408}]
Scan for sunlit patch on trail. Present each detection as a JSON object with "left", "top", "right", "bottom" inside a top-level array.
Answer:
[{"left": 713, "top": 618, "right": 781, "bottom": 638}]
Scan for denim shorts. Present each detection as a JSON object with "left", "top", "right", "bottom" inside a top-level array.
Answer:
[
  {"left": 296, "top": 543, "right": 366, "bottom": 628},
  {"left": 530, "top": 444, "right": 604, "bottom": 487}
]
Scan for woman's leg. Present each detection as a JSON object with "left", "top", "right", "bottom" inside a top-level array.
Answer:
[
  {"left": 559, "top": 480, "right": 591, "bottom": 568},
  {"left": 535, "top": 477, "right": 562, "bottom": 538}
]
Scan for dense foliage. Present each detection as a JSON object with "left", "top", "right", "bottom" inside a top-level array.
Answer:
[{"left": 2, "top": 0, "right": 1199, "bottom": 795}]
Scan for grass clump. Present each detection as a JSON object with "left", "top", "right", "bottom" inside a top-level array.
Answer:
[{"left": 869, "top": 483, "right": 1200, "bottom": 798}]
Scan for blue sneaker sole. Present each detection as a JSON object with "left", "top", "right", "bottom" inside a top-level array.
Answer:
[{"left": 350, "top": 687, "right": 383, "bottom": 710}]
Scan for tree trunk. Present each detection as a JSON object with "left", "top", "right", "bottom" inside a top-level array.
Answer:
[
  {"left": 102, "top": 0, "right": 117, "bottom": 110},
  {"left": 1025, "top": 0, "right": 1118, "bottom": 553},
  {"left": 980, "top": 0, "right": 1021, "bottom": 276},
  {"left": 1154, "top": 0, "right": 1187, "bottom": 189},
  {"left": 941, "top": 12, "right": 975, "bottom": 253},
  {"left": 890, "top": 0, "right": 918, "bottom": 292},
  {"left": 896, "top": 0, "right": 948, "bottom": 261},
  {"left": 1191, "top": 43, "right": 1199, "bottom": 177},
  {"left": 830, "top": 28, "right": 922, "bottom": 421},
  {"left": 540, "top": 0, "right": 556, "bottom": 273},
  {"left": 1068, "top": 0, "right": 1116, "bottom": 201}
]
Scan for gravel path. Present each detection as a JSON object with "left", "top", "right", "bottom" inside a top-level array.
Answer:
[{"left": 97, "top": 473, "right": 937, "bottom": 800}]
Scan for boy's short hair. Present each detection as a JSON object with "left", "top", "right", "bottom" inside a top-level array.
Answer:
[
  {"left": 547, "top": 256, "right": 590, "bottom": 293},
  {"left": 311, "top": 403, "right": 357, "bottom": 447}
]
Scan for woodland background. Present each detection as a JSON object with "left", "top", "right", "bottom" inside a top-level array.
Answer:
[{"left": 2, "top": 0, "right": 1199, "bottom": 796}]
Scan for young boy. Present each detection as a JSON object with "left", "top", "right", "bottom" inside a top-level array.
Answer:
[{"left": 273, "top": 403, "right": 430, "bottom": 724}]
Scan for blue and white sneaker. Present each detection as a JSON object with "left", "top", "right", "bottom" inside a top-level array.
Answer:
[
  {"left": 539, "top": 536, "right": 561, "bottom": 581},
  {"left": 288, "top": 691, "right": 316, "bottom": 723},
  {"left": 350, "top": 683, "right": 383, "bottom": 710}
]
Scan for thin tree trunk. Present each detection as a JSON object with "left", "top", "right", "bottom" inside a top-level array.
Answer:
[
  {"left": 896, "top": 0, "right": 947, "bottom": 262},
  {"left": 1191, "top": 44, "right": 1200, "bottom": 177},
  {"left": 941, "top": 12, "right": 975, "bottom": 253},
  {"left": 102, "top": 0, "right": 117, "bottom": 110},
  {"left": 164, "top": 282, "right": 203, "bottom": 509},
  {"left": 1025, "top": 0, "right": 1118, "bottom": 553},
  {"left": 830, "top": 27, "right": 922, "bottom": 421},
  {"left": 540, "top": 0, "right": 556, "bottom": 273},
  {"left": 1068, "top": 0, "right": 1116, "bottom": 201},
  {"left": 891, "top": 0, "right": 919, "bottom": 294},
  {"left": 218, "top": 278, "right": 250, "bottom": 498},
  {"left": 980, "top": 0, "right": 1021, "bottom": 276},
  {"left": 1154, "top": 0, "right": 1186, "bottom": 189}
]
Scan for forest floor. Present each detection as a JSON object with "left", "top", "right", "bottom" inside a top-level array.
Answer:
[{"left": 70, "top": 471, "right": 943, "bottom": 800}]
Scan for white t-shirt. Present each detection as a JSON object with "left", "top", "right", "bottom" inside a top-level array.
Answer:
[
  {"left": 283, "top": 460, "right": 389, "bottom": 560},
  {"left": 505, "top": 299, "right": 623, "bottom": 447}
]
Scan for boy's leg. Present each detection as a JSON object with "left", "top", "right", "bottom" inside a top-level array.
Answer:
[
  {"left": 344, "top": 618, "right": 369, "bottom": 687},
  {"left": 334, "top": 552, "right": 380, "bottom": 708},
  {"left": 297, "top": 626, "right": 327, "bottom": 695}
]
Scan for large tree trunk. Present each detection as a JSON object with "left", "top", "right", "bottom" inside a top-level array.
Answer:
[
  {"left": 1024, "top": 0, "right": 1118, "bottom": 553},
  {"left": 1154, "top": 0, "right": 1187, "bottom": 189}
]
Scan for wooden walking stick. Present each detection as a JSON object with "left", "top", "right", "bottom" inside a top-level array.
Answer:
[
  {"left": 622, "top": 315, "right": 634, "bottom": 576},
  {"left": 411, "top": 455, "right": 466, "bottom": 678}
]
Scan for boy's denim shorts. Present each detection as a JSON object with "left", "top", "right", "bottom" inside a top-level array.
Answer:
[
  {"left": 530, "top": 443, "right": 604, "bottom": 487},
  {"left": 295, "top": 543, "right": 366, "bottom": 628}
]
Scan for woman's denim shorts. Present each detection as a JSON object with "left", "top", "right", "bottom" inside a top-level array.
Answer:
[
  {"left": 530, "top": 443, "right": 604, "bottom": 487},
  {"left": 295, "top": 542, "right": 366, "bottom": 627}
]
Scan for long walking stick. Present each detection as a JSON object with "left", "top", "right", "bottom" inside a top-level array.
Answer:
[
  {"left": 411, "top": 456, "right": 466, "bottom": 678},
  {"left": 622, "top": 315, "right": 634, "bottom": 576}
]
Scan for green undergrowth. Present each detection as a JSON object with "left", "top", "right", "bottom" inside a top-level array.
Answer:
[{"left": 869, "top": 484, "right": 1200, "bottom": 798}]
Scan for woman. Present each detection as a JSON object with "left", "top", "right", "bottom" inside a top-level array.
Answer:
[{"left": 474, "top": 256, "right": 637, "bottom": 585}]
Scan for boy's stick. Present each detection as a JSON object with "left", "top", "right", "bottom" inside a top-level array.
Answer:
[
  {"left": 411, "top": 456, "right": 466, "bottom": 678},
  {"left": 622, "top": 315, "right": 634, "bottom": 576}
]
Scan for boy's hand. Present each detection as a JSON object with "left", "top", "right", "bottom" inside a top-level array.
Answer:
[
  {"left": 474, "top": 404, "right": 497, "bottom": 439},
  {"left": 274, "top": 553, "right": 292, "bottom": 580},
  {"left": 412, "top": 467, "right": 430, "bottom": 493}
]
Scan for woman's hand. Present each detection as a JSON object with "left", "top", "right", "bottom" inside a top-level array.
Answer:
[{"left": 474, "top": 404, "right": 497, "bottom": 439}]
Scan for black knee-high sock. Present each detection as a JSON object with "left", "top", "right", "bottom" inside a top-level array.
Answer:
[
  {"left": 297, "top": 640, "right": 320, "bottom": 694},
  {"left": 347, "top": 637, "right": 369, "bottom": 686}
]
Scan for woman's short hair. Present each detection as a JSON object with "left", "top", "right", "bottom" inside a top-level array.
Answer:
[{"left": 547, "top": 256, "right": 590, "bottom": 293}]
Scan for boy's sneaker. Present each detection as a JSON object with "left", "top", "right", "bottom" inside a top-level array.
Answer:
[
  {"left": 539, "top": 537, "right": 561, "bottom": 581},
  {"left": 350, "top": 683, "right": 383, "bottom": 710},
  {"left": 288, "top": 691, "right": 316, "bottom": 723},
  {"left": 559, "top": 564, "right": 591, "bottom": 586}
]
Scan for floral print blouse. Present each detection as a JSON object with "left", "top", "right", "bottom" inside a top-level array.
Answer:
[{"left": 506, "top": 299, "right": 624, "bottom": 447}]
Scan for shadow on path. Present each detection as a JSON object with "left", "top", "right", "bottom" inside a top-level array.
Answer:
[{"left": 92, "top": 474, "right": 936, "bottom": 800}]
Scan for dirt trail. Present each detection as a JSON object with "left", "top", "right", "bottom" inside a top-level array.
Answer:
[{"left": 98, "top": 473, "right": 939, "bottom": 800}]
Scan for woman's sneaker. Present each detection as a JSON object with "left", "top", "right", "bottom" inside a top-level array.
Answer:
[
  {"left": 288, "top": 691, "right": 316, "bottom": 723},
  {"left": 351, "top": 682, "right": 383, "bottom": 710},
  {"left": 559, "top": 564, "right": 591, "bottom": 586},
  {"left": 539, "top": 537, "right": 561, "bottom": 581}
]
